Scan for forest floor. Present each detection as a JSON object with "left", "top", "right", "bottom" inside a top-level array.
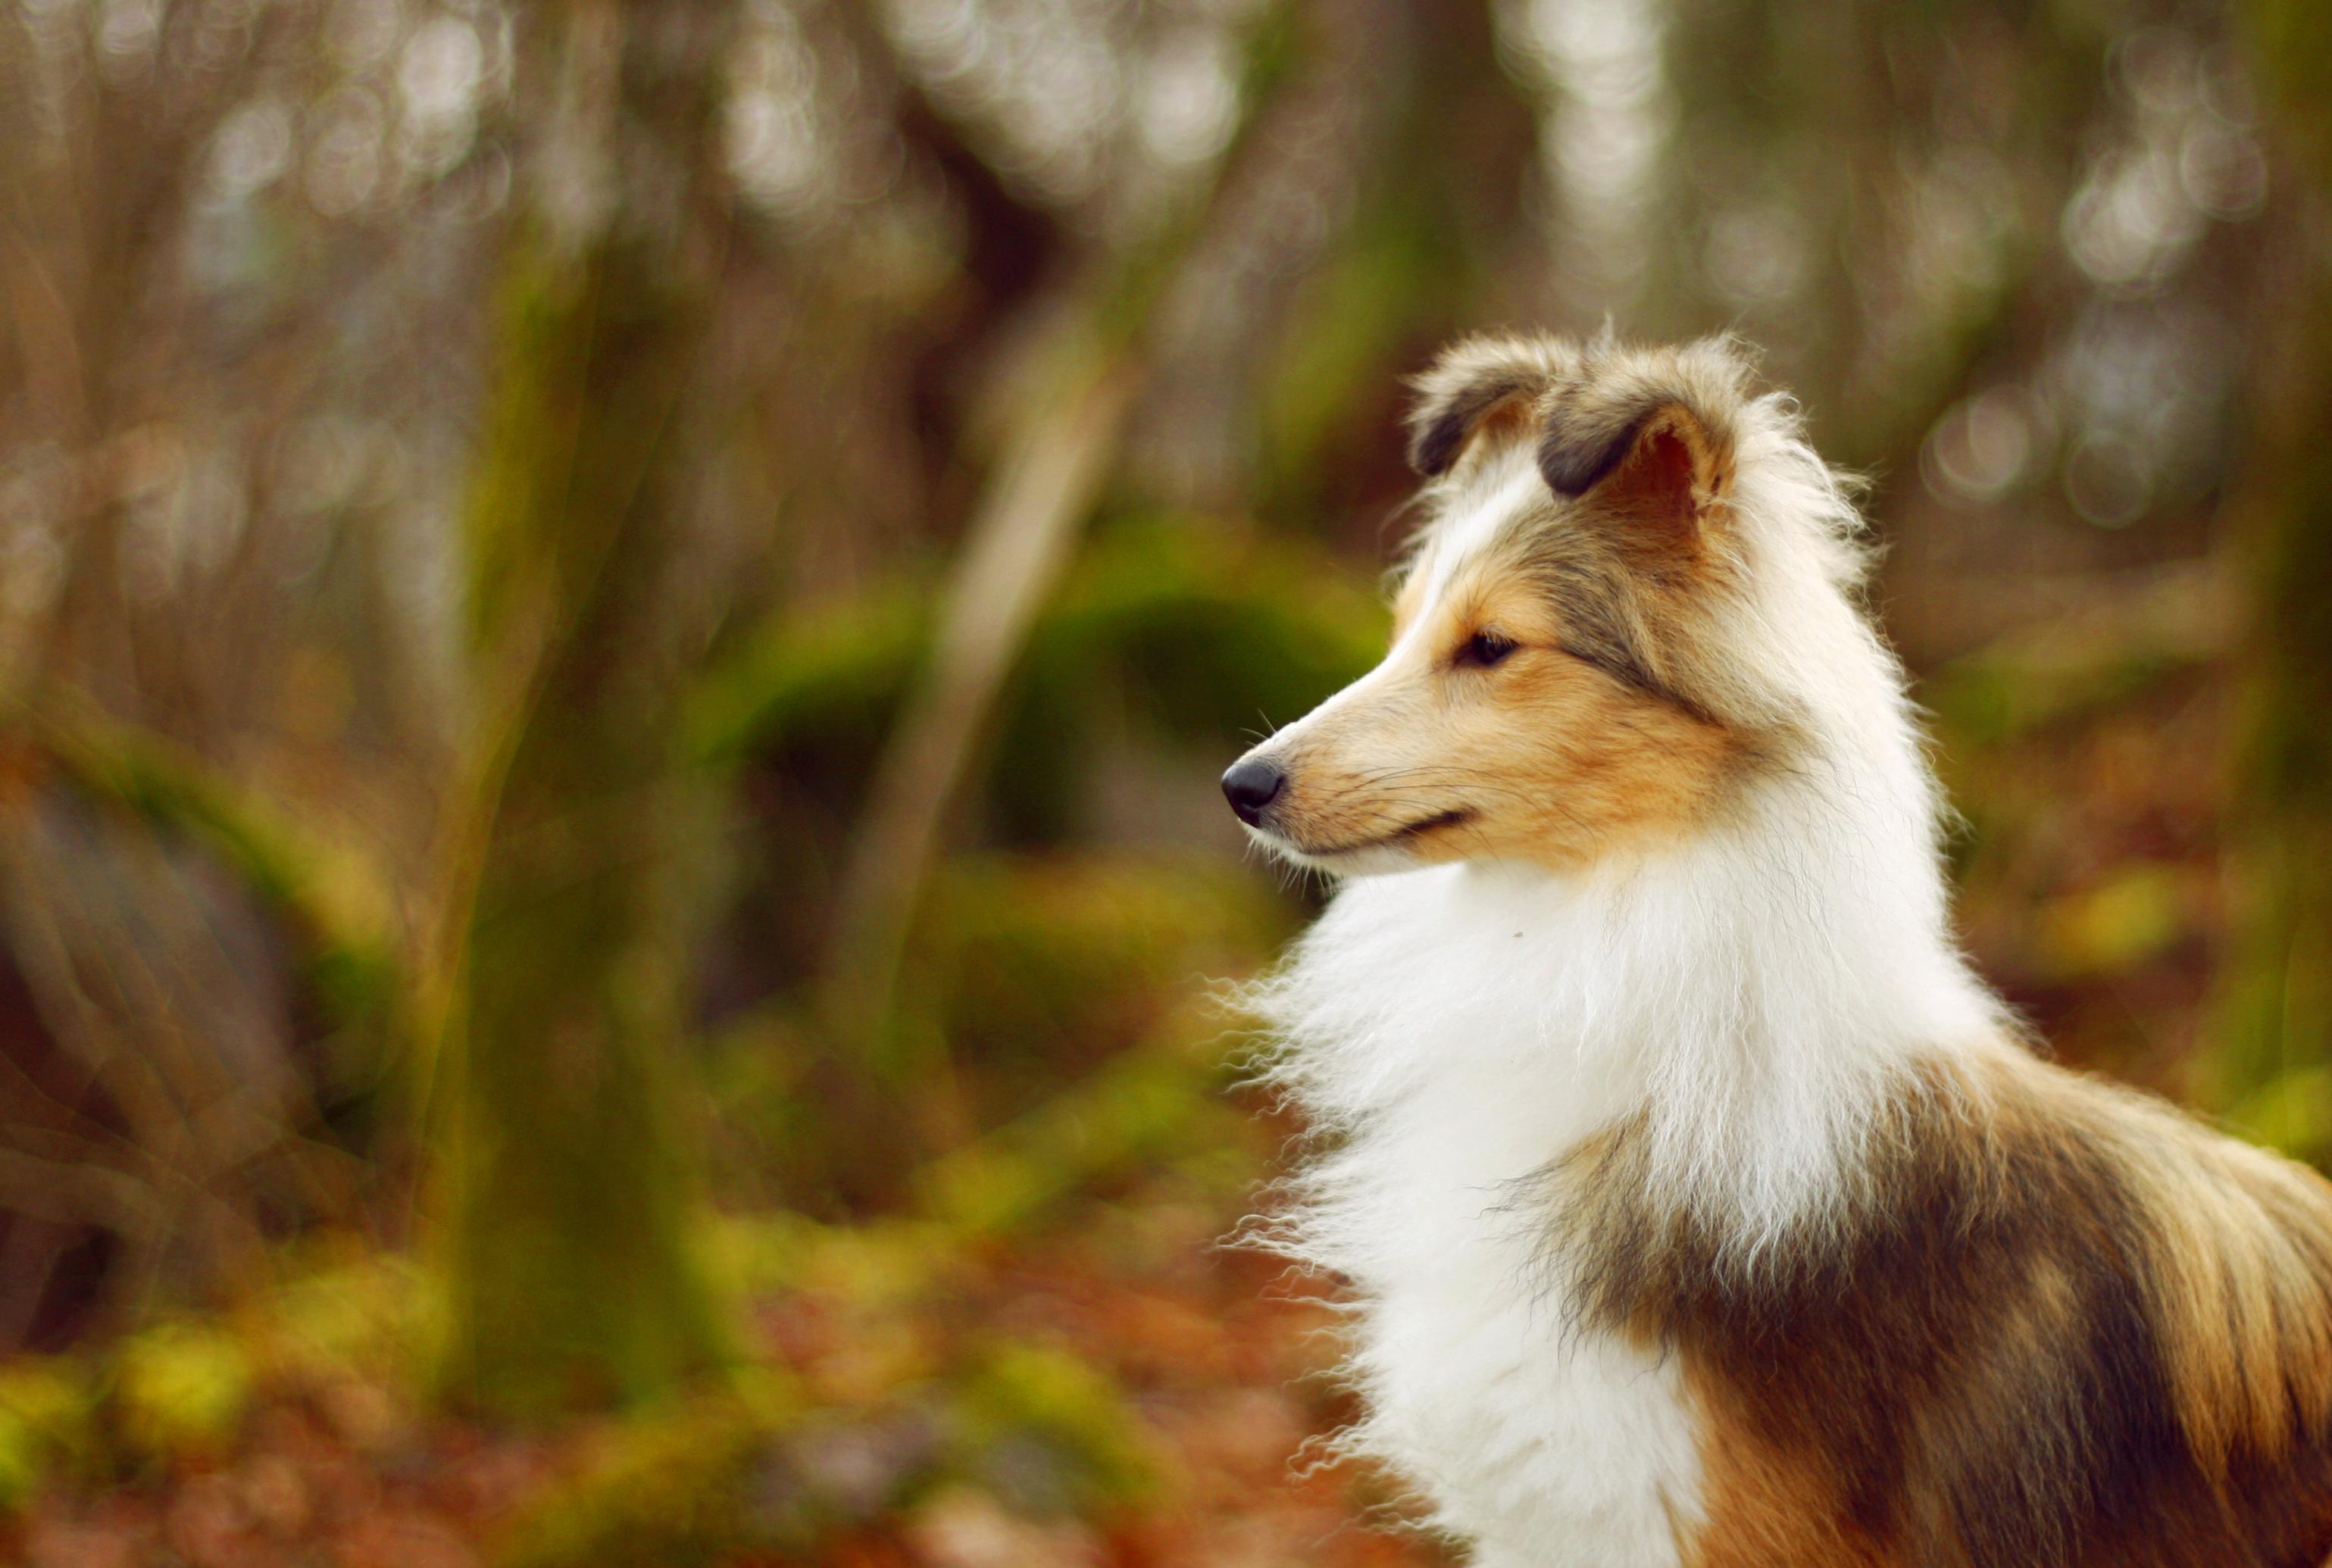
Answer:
[{"left": 2, "top": 1136, "right": 1450, "bottom": 1568}]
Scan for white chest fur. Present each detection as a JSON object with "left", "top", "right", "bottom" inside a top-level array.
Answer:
[
  {"left": 1344, "top": 1076, "right": 1703, "bottom": 1565},
  {"left": 1252, "top": 864, "right": 1707, "bottom": 1565}
]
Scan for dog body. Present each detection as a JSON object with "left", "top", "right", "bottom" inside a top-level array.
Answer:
[{"left": 1229, "top": 336, "right": 2332, "bottom": 1566}]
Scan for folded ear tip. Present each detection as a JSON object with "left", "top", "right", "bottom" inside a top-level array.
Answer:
[
  {"left": 1536, "top": 416, "right": 1642, "bottom": 498},
  {"left": 1407, "top": 412, "right": 1468, "bottom": 477},
  {"left": 1405, "top": 367, "right": 1543, "bottom": 477}
]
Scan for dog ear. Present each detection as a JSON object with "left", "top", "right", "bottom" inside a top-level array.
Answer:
[
  {"left": 1537, "top": 389, "right": 1734, "bottom": 551},
  {"left": 1405, "top": 337, "right": 1572, "bottom": 477}
]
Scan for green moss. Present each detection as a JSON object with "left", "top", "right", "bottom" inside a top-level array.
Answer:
[
  {"left": 261, "top": 1253, "right": 433, "bottom": 1380},
  {"left": 689, "top": 519, "right": 1384, "bottom": 778},
  {"left": 492, "top": 1376, "right": 801, "bottom": 1568},
  {"left": 0, "top": 1362, "right": 95, "bottom": 1509},
  {"left": 684, "top": 582, "right": 926, "bottom": 772},
  {"left": 111, "top": 1323, "right": 256, "bottom": 1462},
  {"left": 946, "top": 1343, "right": 1155, "bottom": 1517}
]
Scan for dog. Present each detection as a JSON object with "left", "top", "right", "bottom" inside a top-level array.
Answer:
[{"left": 1221, "top": 333, "right": 2332, "bottom": 1566}]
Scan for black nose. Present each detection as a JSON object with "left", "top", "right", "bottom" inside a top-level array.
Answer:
[{"left": 1221, "top": 757, "right": 1286, "bottom": 826}]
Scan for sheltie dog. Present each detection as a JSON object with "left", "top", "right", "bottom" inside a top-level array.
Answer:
[{"left": 1221, "top": 333, "right": 2332, "bottom": 1566}]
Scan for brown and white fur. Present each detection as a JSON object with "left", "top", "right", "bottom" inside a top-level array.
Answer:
[{"left": 1225, "top": 333, "right": 2332, "bottom": 1567}]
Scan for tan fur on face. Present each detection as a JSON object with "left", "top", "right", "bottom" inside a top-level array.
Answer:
[{"left": 1263, "top": 536, "right": 1747, "bottom": 870}]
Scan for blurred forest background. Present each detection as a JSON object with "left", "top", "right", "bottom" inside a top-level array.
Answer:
[{"left": 0, "top": 0, "right": 2328, "bottom": 1563}]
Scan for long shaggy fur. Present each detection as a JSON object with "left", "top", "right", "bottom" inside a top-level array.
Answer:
[{"left": 1230, "top": 333, "right": 2332, "bottom": 1567}]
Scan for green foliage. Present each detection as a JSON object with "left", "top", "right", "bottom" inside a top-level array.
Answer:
[
  {"left": 493, "top": 1226, "right": 1159, "bottom": 1566},
  {"left": 2229, "top": 1067, "right": 2332, "bottom": 1161},
  {"left": 708, "top": 1211, "right": 955, "bottom": 1306},
  {"left": 490, "top": 1340, "right": 1158, "bottom": 1568},
  {"left": 0, "top": 1252, "right": 433, "bottom": 1495}
]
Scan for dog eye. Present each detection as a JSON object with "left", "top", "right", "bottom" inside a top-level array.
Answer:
[{"left": 1455, "top": 631, "right": 1518, "bottom": 669}]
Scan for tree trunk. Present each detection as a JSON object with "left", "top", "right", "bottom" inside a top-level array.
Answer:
[
  {"left": 430, "top": 0, "right": 736, "bottom": 1415},
  {"left": 2216, "top": 0, "right": 2332, "bottom": 1155}
]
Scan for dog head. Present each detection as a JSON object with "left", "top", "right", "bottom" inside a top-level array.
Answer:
[{"left": 1224, "top": 333, "right": 1853, "bottom": 876}]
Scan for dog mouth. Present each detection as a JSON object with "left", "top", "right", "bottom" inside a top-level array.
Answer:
[
  {"left": 1389, "top": 807, "right": 1474, "bottom": 842},
  {"left": 1268, "top": 807, "right": 1474, "bottom": 859}
]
